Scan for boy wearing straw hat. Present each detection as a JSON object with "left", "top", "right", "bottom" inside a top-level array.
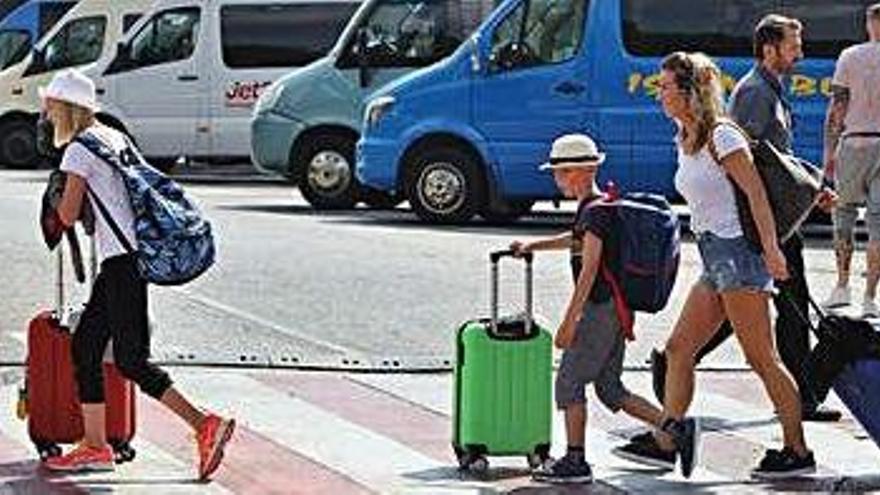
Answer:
[{"left": 511, "top": 134, "right": 673, "bottom": 484}]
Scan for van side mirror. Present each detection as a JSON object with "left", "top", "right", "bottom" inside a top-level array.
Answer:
[
  {"left": 357, "top": 28, "right": 372, "bottom": 88},
  {"left": 490, "top": 42, "right": 537, "bottom": 72},
  {"left": 105, "top": 42, "right": 132, "bottom": 75}
]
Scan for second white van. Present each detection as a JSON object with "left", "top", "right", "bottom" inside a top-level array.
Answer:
[{"left": 94, "top": 0, "right": 360, "bottom": 168}]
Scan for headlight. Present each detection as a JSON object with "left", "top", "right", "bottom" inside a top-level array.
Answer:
[
  {"left": 254, "top": 81, "right": 284, "bottom": 116},
  {"left": 365, "top": 95, "right": 395, "bottom": 129}
]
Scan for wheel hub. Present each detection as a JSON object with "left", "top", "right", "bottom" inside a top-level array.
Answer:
[
  {"left": 307, "top": 150, "right": 351, "bottom": 195},
  {"left": 418, "top": 162, "right": 465, "bottom": 214}
]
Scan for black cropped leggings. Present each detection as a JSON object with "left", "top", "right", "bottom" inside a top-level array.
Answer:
[{"left": 72, "top": 254, "right": 172, "bottom": 403}]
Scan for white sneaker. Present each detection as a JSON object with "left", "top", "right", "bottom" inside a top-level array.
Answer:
[
  {"left": 822, "top": 286, "right": 851, "bottom": 309},
  {"left": 862, "top": 297, "right": 879, "bottom": 318}
]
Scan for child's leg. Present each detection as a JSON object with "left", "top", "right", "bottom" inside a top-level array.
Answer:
[{"left": 564, "top": 402, "right": 587, "bottom": 457}]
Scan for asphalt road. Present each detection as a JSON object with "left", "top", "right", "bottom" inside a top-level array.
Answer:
[{"left": 0, "top": 169, "right": 851, "bottom": 372}]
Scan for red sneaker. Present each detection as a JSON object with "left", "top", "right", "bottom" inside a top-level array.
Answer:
[
  {"left": 196, "top": 414, "right": 235, "bottom": 481},
  {"left": 43, "top": 443, "right": 114, "bottom": 472}
]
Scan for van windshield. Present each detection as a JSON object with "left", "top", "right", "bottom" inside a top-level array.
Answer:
[
  {"left": 344, "top": 0, "right": 497, "bottom": 67},
  {"left": 624, "top": 0, "right": 874, "bottom": 58},
  {"left": 42, "top": 15, "right": 106, "bottom": 71},
  {"left": 0, "top": 29, "right": 30, "bottom": 69}
]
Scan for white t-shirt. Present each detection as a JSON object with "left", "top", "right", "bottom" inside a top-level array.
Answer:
[
  {"left": 833, "top": 42, "right": 880, "bottom": 137},
  {"left": 60, "top": 125, "right": 137, "bottom": 261},
  {"left": 674, "top": 123, "right": 751, "bottom": 238}
]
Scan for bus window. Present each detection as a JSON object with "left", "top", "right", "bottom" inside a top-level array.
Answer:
[{"left": 42, "top": 15, "right": 106, "bottom": 71}]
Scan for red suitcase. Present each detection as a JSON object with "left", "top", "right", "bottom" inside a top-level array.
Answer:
[{"left": 21, "top": 236, "right": 136, "bottom": 463}]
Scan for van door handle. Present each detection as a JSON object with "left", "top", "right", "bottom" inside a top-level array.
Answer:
[
  {"left": 553, "top": 81, "right": 585, "bottom": 96},
  {"left": 177, "top": 74, "right": 199, "bottom": 82}
]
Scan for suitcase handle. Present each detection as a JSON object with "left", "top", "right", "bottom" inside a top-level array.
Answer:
[{"left": 489, "top": 249, "right": 533, "bottom": 337}]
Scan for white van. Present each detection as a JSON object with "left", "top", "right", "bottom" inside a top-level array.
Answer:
[
  {"left": 93, "top": 0, "right": 359, "bottom": 167},
  {"left": 0, "top": 0, "right": 147, "bottom": 168}
]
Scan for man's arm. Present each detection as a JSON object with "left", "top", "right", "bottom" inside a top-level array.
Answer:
[
  {"left": 823, "top": 84, "right": 850, "bottom": 178},
  {"left": 729, "top": 85, "right": 774, "bottom": 140}
]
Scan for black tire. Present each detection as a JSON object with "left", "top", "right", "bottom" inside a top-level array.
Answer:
[
  {"left": 480, "top": 199, "right": 534, "bottom": 224},
  {"left": 295, "top": 133, "right": 358, "bottom": 210},
  {"left": 0, "top": 119, "right": 39, "bottom": 169},
  {"left": 406, "top": 145, "right": 485, "bottom": 224}
]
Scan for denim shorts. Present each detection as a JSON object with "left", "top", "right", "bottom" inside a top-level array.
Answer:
[{"left": 697, "top": 232, "right": 774, "bottom": 293}]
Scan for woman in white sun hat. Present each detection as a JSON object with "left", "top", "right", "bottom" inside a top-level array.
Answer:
[
  {"left": 42, "top": 69, "right": 234, "bottom": 480},
  {"left": 510, "top": 134, "right": 673, "bottom": 485}
]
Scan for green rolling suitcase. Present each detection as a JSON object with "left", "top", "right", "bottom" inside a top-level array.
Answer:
[{"left": 452, "top": 249, "right": 553, "bottom": 472}]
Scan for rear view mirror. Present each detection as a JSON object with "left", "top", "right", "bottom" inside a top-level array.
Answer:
[{"left": 105, "top": 42, "right": 133, "bottom": 75}]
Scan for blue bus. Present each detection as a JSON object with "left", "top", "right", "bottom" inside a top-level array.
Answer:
[
  {"left": 357, "top": 0, "right": 874, "bottom": 223},
  {"left": 0, "top": 0, "right": 77, "bottom": 70}
]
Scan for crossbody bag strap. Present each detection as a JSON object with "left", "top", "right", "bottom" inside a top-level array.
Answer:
[
  {"left": 85, "top": 185, "right": 135, "bottom": 254},
  {"left": 706, "top": 119, "right": 754, "bottom": 168}
]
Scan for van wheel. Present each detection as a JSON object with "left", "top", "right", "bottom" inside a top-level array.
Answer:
[
  {"left": 296, "top": 134, "right": 358, "bottom": 210},
  {"left": 481, "top": 199, "right": 534, "bottom": 224},
  {"left": 0, "top": 120, "right": 39, "bottom": 169},
  {"left": 406, "top": 146, "right": 485, "bottom": 224}
]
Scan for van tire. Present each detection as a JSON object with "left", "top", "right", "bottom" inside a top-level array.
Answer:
[
  {"left": 406, "top": 145, "right": 485, "bottom": 224},
  {"left": 0, "top": 119, "right": 39, "bottom": 169},
  {"left": 295, "top": 133, "right": 358, "bottom": 210}
]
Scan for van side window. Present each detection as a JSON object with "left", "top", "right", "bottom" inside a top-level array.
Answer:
[
  {"left": 129, "top": 8, "right": 200, "bottom": 69},
  {"left": 623, "top": 0, "right": 872, "bottom": 58},
  {"left": 0, "top": 30, "right": 30, "bottom": 69},
  {"left": 43, "top": 16, "right": 107, "bottom": 72},
  {"left": 345, "top": 0, "right": 496, "bottom": 68},
  {"left": 489, "top": 0, "right": 586, "bottom": 71},
  {"left": 221, "top": 3, "right": 358, "bottom": 68}
]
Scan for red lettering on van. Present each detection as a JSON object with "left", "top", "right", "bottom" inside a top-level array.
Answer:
[{"left": 225, "top": 81, "right": 273, "bottom": 108}]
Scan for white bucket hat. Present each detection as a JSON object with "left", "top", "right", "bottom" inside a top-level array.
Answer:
[
  {"left": 540, "top": 133, "right": 605, "bottom": 170},
  {"left": 38, "top": 69, "right": 100, "bottom": 112}
]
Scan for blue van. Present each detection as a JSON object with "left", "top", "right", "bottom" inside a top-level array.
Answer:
[
  {"left": 250, "top": 0, "right": 498, "bottom": 209},
  {"left": 0, "top": 0, "right": 77, "bottom": 70},
  {"left": 357, "top": 0, "right": 873, "bottom": 223}
]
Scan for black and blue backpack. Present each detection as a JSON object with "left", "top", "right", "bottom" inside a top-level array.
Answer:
[
  {"left": 583, "top": 190, "right": 681, "bottom": 338},
  {"left": 75, "top": 130, "right": 215, "bottom": 285}
]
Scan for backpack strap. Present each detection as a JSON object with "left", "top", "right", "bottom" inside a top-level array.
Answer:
[
  {"left": 600, "top": 264, "right": 635, "bottom": 341},
  {"left": 584, "top": 195, "right": 635, "bottom": 341},
  {"left": 73, "top": 132, "right": 136, "bottom": 254}
]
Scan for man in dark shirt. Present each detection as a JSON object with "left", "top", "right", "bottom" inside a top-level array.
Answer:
[{"left": 652, "top": 14, "right": 840, "bottom": 422}]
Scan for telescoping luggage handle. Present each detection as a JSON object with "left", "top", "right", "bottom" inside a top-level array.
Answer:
[
  {"left": 489, "top": 249, "right": 534, "bottom": 337},
  {"left": 55, "top": 232, "right": 97, "bottom": 325}
]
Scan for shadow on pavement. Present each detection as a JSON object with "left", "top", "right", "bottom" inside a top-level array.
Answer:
[{"left": 219, "top": 203, "right": 572, "bottom": 234}]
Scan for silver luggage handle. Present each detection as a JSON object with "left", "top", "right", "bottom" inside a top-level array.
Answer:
[{"left": 489, "top": 250, "right": 533, "bottom": 336}]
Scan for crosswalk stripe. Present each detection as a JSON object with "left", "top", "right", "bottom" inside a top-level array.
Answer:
[
  {"left": 135, "top": 392, "right": 373, "bottom": 495},
  {"left": 171, "top": 372, "right": 490, "bottom": 494},
  {"left": 251, "top": 372, "right": 453, "bottom": 464}
]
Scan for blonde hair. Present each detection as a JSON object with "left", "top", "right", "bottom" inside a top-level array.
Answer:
[
  {"left": 49, "top": 98, "right": 96, "bottom": 147},
  {"left": 660, "top": 51, "right": 726, "bottom": 155}
]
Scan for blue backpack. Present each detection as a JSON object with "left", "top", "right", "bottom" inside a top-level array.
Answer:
[
  {"left": 75, "top": 131, "right": 215, "bottom": 285},
  {"left": 584, "top": 192, "right": 681, "bottom": 337}
]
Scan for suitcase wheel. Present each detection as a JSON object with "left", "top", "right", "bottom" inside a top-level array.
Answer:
[
  {"left": 36, "top": 443, "right": 62, "bottom": 461},
  {"left": 527, "top": 444, "right": 552, "bottom": 469},
  {"left": 111, "top": 441, "right": 136, "bottom": 464},
  {"left": 465, "top": 455, "right": 488, "bottom": 473},
  {"left": 455, "top": 449, "right": 488, "bottom": 473}
]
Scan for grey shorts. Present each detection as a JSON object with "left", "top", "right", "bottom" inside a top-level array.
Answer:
[
  {"left": 834, "top": 139, "right": 880, "bottom": 242},
  {"left": 697, "top": 232, "right": 774, "bottom": 293},
  {"left": 555, "top": 299, "right": 630, "bottom": 411}
]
